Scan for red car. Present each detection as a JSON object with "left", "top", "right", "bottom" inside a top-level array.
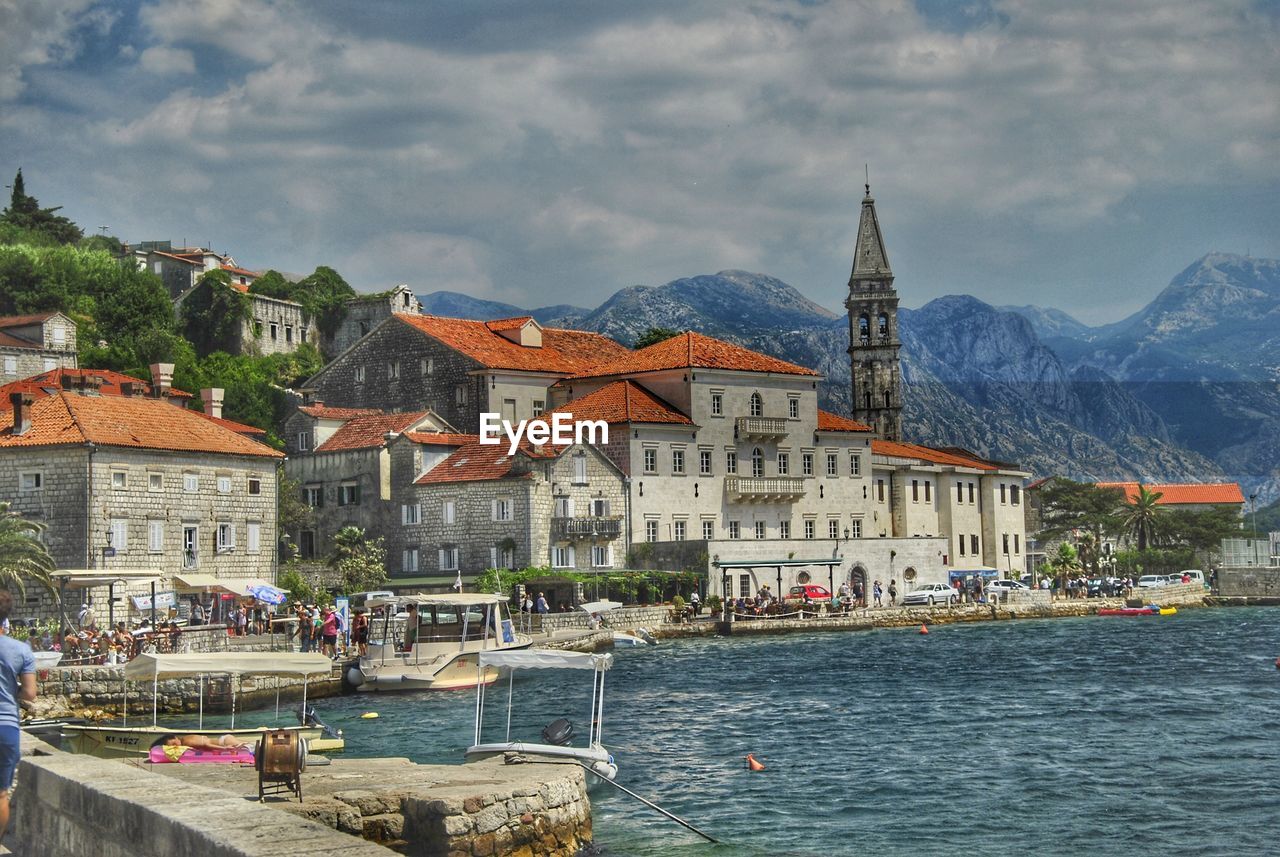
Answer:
[{"left": 784, "top": 584, "right": 832, "bottom": 603}]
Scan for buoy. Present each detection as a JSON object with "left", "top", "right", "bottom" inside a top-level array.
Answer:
[
  {"left": 1274, "top": 657, "right": 1280, "bottom": 671},
  {"left": 745, "top": 753, "right": 765, "bottom": 772},
  {"left": 919, "top": 623, "right": 929, "bottom": 635},
  {"left": 360, "top": 712, "right": 379, "bottom": 719}
]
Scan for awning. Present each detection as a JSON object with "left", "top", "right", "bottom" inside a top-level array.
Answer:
[
  {"left": 578, "top": 600, "right": 623, "bottom": 614},
  {"left": 123, "top": 652, "right": 334, "bottom": 680},
  {"left": 172, "top": 573, "right": 224, "bottom": 591},
  {"left": 479, "top": 650, "right": 612, "bottom": 672},
  {"left": 51, "top": 569, "right": 164, "bottom": 588},
  {"left": 712, "top": 558, "right": 843, "bottom": 568},
  {"left": 949, "top": 568, "right": 999, "bottom": 580},
  {"left": 385, "top": 576, "right": 460, "bottom": 589},
  {"left": 173, "top": 575, "right": 276, "bottom": 597}
]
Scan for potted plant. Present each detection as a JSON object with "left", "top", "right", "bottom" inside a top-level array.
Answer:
[{"left": 669, "top": 595, "right": 686, "bottom": 624}]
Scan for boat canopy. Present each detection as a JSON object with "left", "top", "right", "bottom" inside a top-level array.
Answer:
[
  {"left": 123, "top": 652, "right": 334, "bottom": 680},
  {"left": 367, "top": 592, "right": 503, "bottom": 609},
  {"left": 578, "top": 600, "right": 623, "bottom": 614},
  {"left": 479, "top": 650, "right": 612, "bottom": 672}
]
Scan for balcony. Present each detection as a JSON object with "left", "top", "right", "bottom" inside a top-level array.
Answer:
[
  {"left": 724, "top": 476, "right": 806, "bottom": 503},
  {"left": 552, "top": 517, "right": 623, "bottom": 540},
  {"left": 735, "top": 416, "right": 789, "bottom": 439}
]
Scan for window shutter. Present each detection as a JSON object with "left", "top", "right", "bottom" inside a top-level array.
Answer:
[
  {"left": 565, "top": 498, "right": 574, "bottom": 518},
  {"left": 438, "top": 549, "right": 447, "bottom": 569},
  {"left": 490, "top": 547, "right": 498, "bottom": 568},
  {"left": 491, "top": 499, "right": 498, "bottom": 520},
  {"left": 567, "top": 546, "right": 575, "bottom": 567}
]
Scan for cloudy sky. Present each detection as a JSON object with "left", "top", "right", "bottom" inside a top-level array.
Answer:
[{"left": 3, "top": 0, "right": 1277, "bottom": 323}]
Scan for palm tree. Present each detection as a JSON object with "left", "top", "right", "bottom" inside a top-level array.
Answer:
[
  {"left": 1049, "top": 543, "right": 1081, "bottom": 595},
  {"left": 0, "top": 501, "right": 56, "bottom": 598},
  {"left": 1121, "top": 484, "right": 1167, "bottom": 551}
]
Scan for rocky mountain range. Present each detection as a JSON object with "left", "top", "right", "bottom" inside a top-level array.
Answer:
[{"left": 419, "top": 253, "right": 1279, "bottom": 502}]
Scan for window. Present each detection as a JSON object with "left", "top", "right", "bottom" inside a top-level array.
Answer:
[
  {"left": 338, "top": 482, "right": 360, "bottom": 506},
  {"left": 493, "top": 544, "right": 515, "bottom": 569},
  {"left": 297, "top": 432, "right": 311, "bottom": 451},
  {"left": 148, "top": 520, "right": 164, "bottom": 553},
  {"left": 554, "top": 497, "right": 574, "bottom": 518},
  {"left": 183, "top": 472, "right": 199, "bottom": 493},
  {"left": 850, "top": 453, "right": 861, "bottom": 476},
  {"left": 354, "top": 365, "right": 366, "bottom": 383},
  {"left": 643, "top": 448, "right": 657, "bottom": 474},
  {"left": 533, "top": 400, "right": 545, "bottom": 418},
  {"left": 420, "top": 357, "right": 434, "bottom": 375},
  {"left": 779, "top": 520, "right": 790, "bottom": 539},
  {"left": 455, "top": 384, "right": 467, "bottom": 406},
  {"left": 388, "top": 360, "right": 400, "bottom": 380},
  {"left": 492, "top": 498, "right": 512, "bottom": 522},
  {"left": 502, "top": 398, "right": 517, "bottom": 421},
  {"left": 1000, "top": 483, "right": 1007, "bottom": 504},
  {"left": 216, "top": 522, "right": 236, "bottom": 552},
  {"left": 217, "top": 475, "right": 232, "bottom": 494},
  {"left": 728, "top": 521, "right": 740, "bottom": 540},
  {"left": 183, "top": 526, "right": 199, "bottom": 567},
  {"left": 442, "top": 500, "right": 456, "bottom": 525},
  {"left": 957, "top": 481, "right": 964, "bottom": 503},
  {"left": 924, "top": 480, "right": 932, "bottom": 502},
  {"left": 804, "top": 520, "right": 815, "bottom": 540},
  {"left": 590, "top": 499, "right": 610, "bottom": 517},
  {"left": 726, "top": 450, "right": 737, "bottom": 474},
  {"left": 269, "top": 322, "right": 278, "bottom": 340},
  {"left": 850, "top": 519, "right": 862, "bottom": 538},
  {"left": 645, "top": 520, "right": 659, "bottom": 542},
  {"left": 802, "top": 453, "right": 814, "bottom": 477},
  {"left": 552, "top": 546, "right": 575, "bottom": 568},
  {"left": 304, "top": 485, "right": 323, "bottom": 507},
  {"left": 912, "top": 480, "right": 919, "bottom": 502},
  {"left": 826, "top": 454, "right": 838, "bottom": 477},
  {"left": 710, "top": 392, "right": 723, "bottom": 416},
  {"left": 403, "top": 548, "right": 420, "bottom": 572},
  {"left": 740, "top": 576, "right": 752, "bottom": 598},
  {"left": 754, "top": 521, "right": 766, "bottom": 539},
  {"left": 111, "top": 470, "right": 126, "bottom": 489},
  {"left": 970, "top": 534, "right": 979, "bottom": 555},
  {"left": 247, "top": 522, "right": 261, "bottom": 554},
  {"left": 749, "top": 393, "right": 763, "bottom": 417},
  {"left": 2, "top": 356, "right": 15, "bottom": 375},
  {"left": 285, "top": 325, "right": 293, "bottom": 344},
  {"left": 672, "top": 449, "right": 685, "bottom": 475},
  {"left": 438, "top": 547, "right": 459, "bottom": 571},
  {"left": 253, "top": 321, "right": 263, "bottom": 336},
  {"left": 751, "top": 448, "right": 764, "bottom": 478},
  {"left": 573, "top": 454, "right": 587, "bottom": 483},
  {"left": 248, "top": 478, "right": 261, "bottom": 495},
  {"left": 402, "top": 503, "right": 421, "bottom": 525},
  {"left": 702, "top": 520, "right": 714, "bottom": 540},
  {"left": 777, "top": 452, "right": 790, "bottom": 476},
  {"left": 959, "top": 536, "right": 966, "bottom": 557},
  {"left": 674, "top": 520, "right": 687, "bottom": 541},
  {"left": 877, "top": 479, "right": 885, "bottom": 502},
  {"left": 149, "top": 472, "right": 163, "bottom": 492},
  {"left": 1002, "top": 533, "right": 1010, "bottom": 555},
  {"left": 591, "top": 545, "right": 612, "bottom": 568},
  {"left": 968, "top": 482, "right": 975, "bottom": 504},
  {"left": 1014, "top": 534, "right": 1021, "bottom": 554},
  {"left": 1011, "top": 485, "right": 1021, "bottom": 506},
  {"left": 828, "top": 519, "right": 840, "bottom": 539},
  {"left": 42, "top": 357, "right": 56, "bottom": 372},
  {"left": 699, "top": 450, "right": 712, "bottom": 476},
  {"left": 788, "top": 398, "right": 800, "bottom": 419},
  {"left": 18, "top": 472, "right": 42, "bottom": 492}
]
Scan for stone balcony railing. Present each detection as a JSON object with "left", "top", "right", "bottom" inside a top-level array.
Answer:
[
  {"left": 552, "top": 516, "right": 623, "bottom": 540},
  {"left": 725, "top": 476, "right": 806, "bottom": 502},
  {"left": 735, "top": 416, "right": 789, "bottom": 438}
]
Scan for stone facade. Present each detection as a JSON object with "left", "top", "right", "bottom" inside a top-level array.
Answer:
[
  {"left": 0, "top": 312, "right": 78, "bottom": 381},
  {"left": 846, "top": 186, "right": 903, "bottom": 441},
  {"left": 242, "top": 292, "right": 311, "bottom": 356},
  {"left": 327, "top": 284, "right": 422, "bottom": 357}
]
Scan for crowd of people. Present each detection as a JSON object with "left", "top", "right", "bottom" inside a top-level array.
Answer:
[{"left": 24, "top": 614, "right": 184, "bottom": 665}]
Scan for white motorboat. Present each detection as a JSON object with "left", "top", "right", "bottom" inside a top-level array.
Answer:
[
  {"left": 465, "top": 649, "right": 617, "bottom": 783},
  {"left": 347, "top": 593, "right": 532, "bottom": 692},
  {"left": 61, "top": 652, "right": 343, "bottom": 756},
  {"left": 578, "top": 600, "right": 655, "bottom": 647}
]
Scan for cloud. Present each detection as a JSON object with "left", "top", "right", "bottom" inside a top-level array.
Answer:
[
  {"left": 0, "top": 0, "right": 101, "bottom": 99},
  {"left": 138, "top": 46, "right": 195, "bottom": 76}
]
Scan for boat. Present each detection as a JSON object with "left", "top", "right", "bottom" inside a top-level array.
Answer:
[
  {"left": 61, "top": 652, "right": 343, "bottom": 757},
  {"left": 1098, "top": 605, "right": 1165, "bottom": 616},
  {"left": 465, "top": 649, "right": 618, "bottom": 783},
  {"left": 347, "top": 593, "right": 532, "bottom": 692},
  {"left": 578, "top": 600, "right": 656, "bottom": 647}
]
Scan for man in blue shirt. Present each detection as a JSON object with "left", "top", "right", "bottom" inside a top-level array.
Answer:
[{"left": 0, "top": 590, "right": 35, "bottom": 845}]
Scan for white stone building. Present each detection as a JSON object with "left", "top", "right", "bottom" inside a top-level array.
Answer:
[{"left": 0, "top": 313, "right": 78, "bottom": 381}]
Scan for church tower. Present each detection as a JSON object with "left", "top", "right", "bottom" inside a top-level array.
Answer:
[{"left": 845, "top": 181, "right": 903, "bottom": 441}]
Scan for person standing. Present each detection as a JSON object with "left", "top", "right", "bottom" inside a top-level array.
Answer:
[
  {"left": 888, "top": 580, "right": 897, "bottom": 606},
  {"left": 0, "top": 590, "right": 36, "bottom": 847},
  {"left": 535, "top": 592, "right": 549, "bottom": 615},
  {"left": 298, "top": 605, "right": 314, "bottom": 653},
  {"left": 320, "top": 607, "right": 338, "bottom": 659},
  {"left": 873, "top": 580, "right": 883, "bottom": 607},
  {"left": 76, "top": 602, "right": 94, "bottom": 631},
  {"left": 689, "top": 590, "right": 700, "bottom": 617},
  {"left": 190, "top": 598, "right": 206, "bottom": 627}
]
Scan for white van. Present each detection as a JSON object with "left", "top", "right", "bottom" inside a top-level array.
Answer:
[{"left": 1176, "top": 570, "right": 1205, "bottom": 587}]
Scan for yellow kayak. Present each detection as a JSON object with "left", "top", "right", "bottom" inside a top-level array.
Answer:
[{"left": 1159, "top": 607, "right": 1178, "bottom": 615}]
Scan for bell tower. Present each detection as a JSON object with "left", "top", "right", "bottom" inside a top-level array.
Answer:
[{"left": 845, "top": 180, "right": 903, "bottom": 441}]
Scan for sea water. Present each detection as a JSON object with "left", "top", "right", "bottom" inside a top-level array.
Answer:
[{"left": 278, "top": 608, "right": 1280, "bottom": 855}]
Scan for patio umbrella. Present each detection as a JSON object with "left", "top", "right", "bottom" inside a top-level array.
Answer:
[{"left": 248, "top": 584, "right": 288, "bottom": 605}]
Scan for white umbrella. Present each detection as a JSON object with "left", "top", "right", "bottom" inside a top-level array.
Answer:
[{"left": 578, "top": 600, "right": 623, "bottom": 614}]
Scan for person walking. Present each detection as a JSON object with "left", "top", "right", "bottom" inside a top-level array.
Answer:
[
  {"left": 689, "top": 590, "right": 700, "bottom": 617},
  {"left": 0, "top": 590, "right": 36, "bottom": 848},
  {"left": 888, "top": 580, "right": 898, "bottom": 606},
  {"left": 873, "top": 580, "right": 883, "bottom": 607},
  {"left": 320, "top": 606, "right": 339, "bottom": 659},
  {"left": 190, "top": 598, "right": 206, "bottom": 627},
  {"left": 535, "top": 592, "right": 549, "bottom": 615}
]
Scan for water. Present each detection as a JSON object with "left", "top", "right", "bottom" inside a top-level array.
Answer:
[{"left": 281, "top": 609, "right": 1280, "bottom": 855}]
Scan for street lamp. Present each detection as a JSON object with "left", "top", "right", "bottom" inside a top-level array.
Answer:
[{"left": 1249, "top": 493, "right": 1259, "bottom": 538}]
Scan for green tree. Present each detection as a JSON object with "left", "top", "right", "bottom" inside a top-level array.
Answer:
[
  {"left": 278, "top": 565, "right": 317, "bottom": 606},
  {"left": 633, "top": 327, "right": 682, "bottom": 349},
  {"left": 1048, "top": 542, "right": 1081, "bottom": 592},
  {"left": 277, "top": 473, "right": 313, "bottom": 560},
  {"left": 0, "top": 502, "right": 56, "bottom": 599},
  {"left": 0, "top": 169, "right": 83, "bottom": 244},
  {"left": 1035, "top": 478, "right": 1126, "bottom": 574},
  {"left": 179, "top": 269, "right": 252, "bottom": 355},
  {"left": 329, "top": 526, "right": 388, "bottom": 595},
  {"left": 1164, "top": 507, "right": 1246, "bottom": 553},
  {"left": 247, "top": 269, "right": 293, "bottom": 300},
  {"left": 1120, "top": 484, "right": 1168, "bottom": 551},
  {"left": 294, "top": 266, "right": 356, "bottom": 345}
]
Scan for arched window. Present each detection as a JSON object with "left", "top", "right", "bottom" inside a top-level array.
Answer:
[
  {"left": 858, "top": 315, "right": 870, "bottom": 345},
  {"left": 749, "top": 392, "right": 763, "bottom": 417},
  {"left": 878, "top": 313, "right": 889, "bottom": 338},
  {"left": 883, "top": 390, "right": 891, "bottom": 408},
  {"left": 864, "top": 391, "right": 871, "bottom": 410},
  {"left": 751, "top": 447, "right": 764, "bottom": 478}
]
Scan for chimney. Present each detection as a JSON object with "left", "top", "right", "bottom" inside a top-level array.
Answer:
[
  {"left": 9, "top": 394, "right": 33, "bottom": 435},
  {"left": 119, "top": 381, "right": 136, "bottom": 397},
  {"left": 149, "top": 363, "right": 174, "bottom": 398},
  {"left": 201, "top": 388, "right": 224, "bottom": 419}
]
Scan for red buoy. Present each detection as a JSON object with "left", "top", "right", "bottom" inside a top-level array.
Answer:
[
  {"left": 745, "top": 753, "right": 765, "bottom": 771},
  {"left": 1275, "top": 657, "right": 1280, "bottom": 670},
  {"left": 919, "top": 624, "right": 929, "bottom": 635}
]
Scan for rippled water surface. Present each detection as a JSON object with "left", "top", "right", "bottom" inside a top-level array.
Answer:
[{"left": 307, "top": 608, "right": 1280, "bottom": 855}]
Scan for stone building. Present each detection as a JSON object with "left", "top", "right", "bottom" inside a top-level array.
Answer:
[
  {"left": 301, "top": 314, "right": 629, "bottom": 433},
  {"left": 241, "top": 291, "right": 310, "bottom": 356},
  {"left": 0, "top": 389, "right": 283, "bottom": 620},
  {"left": 0, "top": 313, "right": 78, "bottom": 381},
  {"left": 846, "top": 183, "right": 903, "bottom": 441},
  {"left": 327, "top": 285, "right": 423, "bottom": 357},
  {"left": 130, "top": 242, "right": 249, "bottom": 301}
]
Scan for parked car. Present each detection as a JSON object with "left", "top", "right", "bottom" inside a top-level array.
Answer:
[
  {"left": 1179, "top": 570, "right": 1206, "bottom": 587},
  {"left": 902, "top": 583, "right": 955, "bottom": 606},
  {"left": 784, "top": 584, "right": 832, "bottom": 604},
  {"left": 987, "top": 579, "right": 1031, "bottom": 600},
  {"left": 1136, "top": 574, "right": 1163, "bottom": 588}
]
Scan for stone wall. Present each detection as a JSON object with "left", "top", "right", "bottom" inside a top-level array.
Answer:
[
  {"left": 1216, "top": 566, "right": 1280, "bottom": 597},
  {"left": 241, "top": 293, "right": 310, "bottom": 356}
]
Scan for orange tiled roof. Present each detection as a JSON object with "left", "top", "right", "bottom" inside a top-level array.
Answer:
[
  {"left": 415, "top": 439, "right": 555, "bottom": 485},
  {"left": 817, "top": 410, "right": 873, "bottom": 432},
  {"left": 229, "top": 282, "right": 249, "bottom": 293},
  {"left": 0, "top": 331, "right": 37, "bottom": 349},
  {"left": 197, "top": 413, "right": 268, "bottom": 437},
  {"left": 484, "top": 316, "right": 534, "bottom": 332},
  {"left": 574, "top": 331, "right": 818, "bottom": 379},
  {"left": 0, "top": 368, "right": 194, "bottom": 404},
  {"left": 402, "top": 431, "right": 478, "bottom": 446},
  {"left": 872, "top": 439, "right": 997, "bottom": 471},
  {"left": 297, "top": 404, "right": 384, "bottom": 420},
  {"left": 222, "top": 265, "right": 258, "bottom": 279},
  {"left": 1095, "top": 482, "right": 1245, "bottom": 505},
  {"left": 314, "top": 411, "right": 433, "bottom": 452},
  {"left": 0, "top": 313, "right": 59, "bottom": 328},
  {"left": 395, "top": 315, "right": 629, "bottom": 374},
  {"left": 546, "top": 380, "right": 692, "bottom": 426},
  {"left": 0, "top": 392, "right": 282, "bottom": 457}
]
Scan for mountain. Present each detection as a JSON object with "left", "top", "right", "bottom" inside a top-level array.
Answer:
[
  {"left": 999, "top": 304, "right": 1095, "bottom": 341},
  {"left": 417, "top": 290, "right": 589, "bottom": 326}
]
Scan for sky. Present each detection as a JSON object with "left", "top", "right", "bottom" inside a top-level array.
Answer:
[{"left": 2, "top": 0, "right": 1277, "bottom": 325}]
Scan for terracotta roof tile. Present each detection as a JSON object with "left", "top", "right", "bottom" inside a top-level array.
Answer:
[
  {"left": 0, "top": 392, "right": 282, "bottom": 457},
  {"left": 872, "top": 439, "right": 997, "bottom": 471},
  {"left": 197, "top": 413, "right": 268, "bottom": 437},
  {"left": 314, "top": 411, "right": 433, "bottom": 452},
  {"left": 817, "top": 410, "right": 873, "bottom": 432},
  {"left": 415, "top": 441, "right": 545, "bottom": 485},
  {"left": 297, "top": 404, "right": 384, "bottom": 420},
  {"left": 402, "top": 431, "right": 478, "bottom": 446},
  {"left": 574, "top": 331, "right": 818, "bottom": 379},
  {"left": 0, "top": 331, "right": 37, "bottom": 349},
  {"left": 0, "top": 369, "right": 194, "bottom": 404},
  {"left": 0, "top": 313, "right": 59, "bottom": 328},
  {"left": 222, "top": 265, "right": 258, "bottom": 278},
  {"left": 545, "top": 381, "right": 692, "bottom": 426},
  {"left": 1095, "top": 482, "right": 1245, "bottom": 505},
  {"left": 484, "top": 316, "right": 535, "bottom": 332},
  {"left": 395, "top": 315, "right": 628, "bottom": 374}
]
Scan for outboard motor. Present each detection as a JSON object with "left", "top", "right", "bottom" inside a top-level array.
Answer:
[{"left": 541, "top": 717, "right": 574, "bottom": 746}]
